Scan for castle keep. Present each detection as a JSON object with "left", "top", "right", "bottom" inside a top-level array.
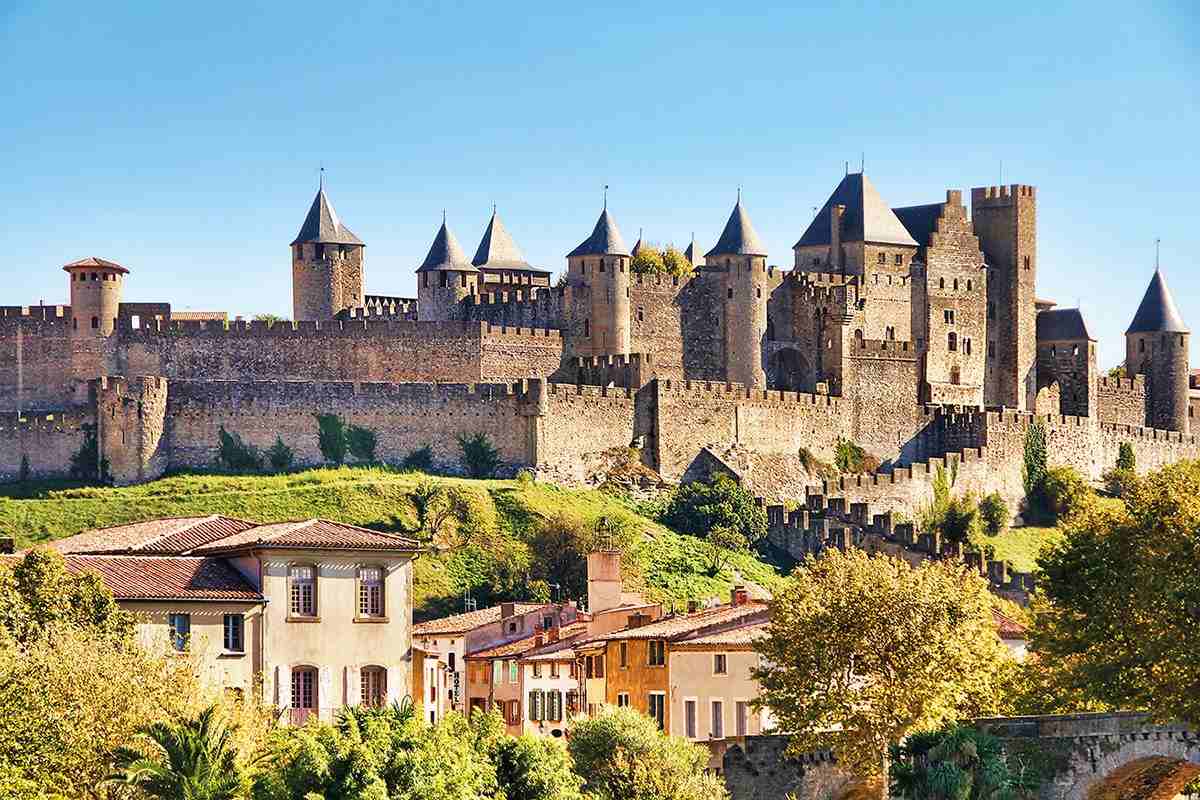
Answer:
[{"left": 3, "top": 173, "right": 1196, "bottom": 518}]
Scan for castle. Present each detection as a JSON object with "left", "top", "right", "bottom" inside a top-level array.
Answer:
[{"left": 2, "top": 172, "right": 1196, "bottom": 521}]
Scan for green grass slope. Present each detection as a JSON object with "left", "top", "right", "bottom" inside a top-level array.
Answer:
[{"left": 0, "top": 468, "right": 784, "bottom": 619}]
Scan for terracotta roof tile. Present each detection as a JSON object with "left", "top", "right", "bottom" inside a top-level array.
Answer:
[
  {"left": 992, "top": 608, "right": 1027, "bottom": 640},
  {"left": 189, "top": 519, "right": 420, "bottom": 555},
  {"left": 62, "top": 555, "right": 262, "bottom": 601},
  {"left": 672, "top": 621, "right": 768, "bottom": 650},
  {"left": 466, "top": 622, "right": 589, "bottom": 659},
  {"left": 45, "top": 516, "right": 257, "bottom": 556},
  {"left": 63, "top": 256, "right": 129, "bottom": 274},
  {"left": 414, "top": 603, "right": 551, "bottom": 636},
  {"left": 592, "top": 602, "right": 769, "bottom": 642}
]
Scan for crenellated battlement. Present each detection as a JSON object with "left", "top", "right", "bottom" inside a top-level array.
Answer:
[
  {"left": 0, "top": 407, "right": 92, "bottom": 433},
  {"left": 849, "top": 338, "right": 918, "bottom": 360},
  {"left": 971, "top": 184, "right": 1036, "bottom": 205},
  {"left": 656, "top": 378, "right": 842, "bottom": 408},
  {"left": 0, "top": 305, "right": 71, "bottom": 320}
]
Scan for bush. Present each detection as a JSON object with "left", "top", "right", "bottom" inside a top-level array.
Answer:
[
  {"left": 69, "top": 423, "right": 111, "bottom": 485},
  {"left": 1103, "top": 467, "right": 1139, "bottom": 499},
  {"left": 216, "top": 426, "right": 262, "bottom": 472},
  {"left": 1041, "top": 466, "right": 1091, "bottom": 521},
  {"left": 630, "top": 246, "right": 665, "bottom": 275},
  {"left": 458, "top": 432, "right": 501, "bottom": 478},
  {"left": 937, "top": 495, "right": 981, "bottom": 544},
  {"left": 1117, "top": 442, "right": 1136, "bottom": 471},
  {"left": 978, "top": 492, "right": 1009, "bottom": 537},
  {"left": 346, "top": 424, "right": 378, "bottom": 462},
  {"left": 314, "top": 413, "right": 348, "bottom": 464},
  {"left": 1022, "top": 421, "right": 1047, "bottom": 503},
  {"left": 18, "top": 455, "right": 29, "bottom": 484},
  {"left": 402, "top": 445, "right": 434, "bottom": 472},
  {"left": 528, "top": 512, "right": 638, "bottom": 600},
  {"left": 265, "top": 437, "right": 293, "bottom": 472},
  {"left": 660, "top": 474, "right": 767, "bottom": 545},
  {"left": 833, "top": 438, "right": 878, "bottom": 474}
]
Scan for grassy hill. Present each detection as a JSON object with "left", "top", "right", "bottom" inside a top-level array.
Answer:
[{"left": 0, "top": 467, "right": 786, "bottom": 619}]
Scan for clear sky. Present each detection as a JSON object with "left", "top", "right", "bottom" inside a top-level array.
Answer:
[{"left": 2, "top": 1, "right": 1197, "bottom": 367}]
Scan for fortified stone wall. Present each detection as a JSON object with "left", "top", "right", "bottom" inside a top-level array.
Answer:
[
  {"left": 843, "top": 338, "right": 929, "bottom": 462},
  {"left": 0, "top": 407, "right": 93, "bottom": 482},
  {"left": 0, "top": 315, "right": 78, "bottom": 411},
  {"left": 1096, "top": 376, "right": 1147, "bottom": 427},
  {"left": 530, "top": 382, "right": 645, "bottom": 485}
]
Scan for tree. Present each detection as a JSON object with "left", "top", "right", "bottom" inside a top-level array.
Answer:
[
  {"left": 1107, "top": 364, "right": 1127, "bottom": 379},
  {"left": 494, "top": 736, "right": 584, "bottom": 800},
  {"left": 1038, "top": 466, "right": 1091, "bottom": 522},
  {"left": 0, "top": 548, "right": 131, "bottom": 645},
  {"left": 107, "top": 705, "right": 248, "bottom": 800},
  {"left": 753, "top": 549, "right": 1012, "bottom": 790},
  {"left": 528, "top": 513, "right": 637, "bottom": 599},
  {"left": 347, "top": 424, "right": 378, "bottom": 462},
  {"left": 661, "top": 246, "right": 694, "bottom": 279},
  {"left": 1116, "top": 442, "right": 1136, "bottom": 471},
  {"left": 458, "top": 432, "right": 500, "bottom": 478},
  {"left": 935, "top": 495, "right": 980, "bottom": 545},
  {"left": 1021, "top": 422, "right": 1047, "bottom": 510},
  {"left": 978, "top": 492, "right": 1008, "bottom": 537},
  {"left": 69, "top": 422, "right": 111, "bottom": 484},
  {"left": 704, "top": 524, "right": 749, "bottom": 575},
  {"left": 266, "top": 436, "right": 294, "bottom": 472},
  {"left": 630, "top": 246, "right": 666, "bottom": 276},
  {"left": 217, "top": 425, "right": 262, "bottom": 472},
  {"left": 660, "top": 474, "right": 767, "bottom": 545},
  {"left": 403, "top": 445, "right": 435, "bottom": 472},
  {"left": 1031, "top": 460, "right": 1200, "bottom": 725},
  {"left": 315, "top": 413, "right": 348, "bottom": 464},
  {"left": 567, "top": 706, "right": 727, "bottom": 800},
  {"left": 890, "top": 724, "right": 1039, "bottom": 800}
]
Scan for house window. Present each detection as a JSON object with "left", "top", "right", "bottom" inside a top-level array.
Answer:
[
  {"left": 361, "top": 666, "right": 387, "bottom": 707},
  {"left": 548, "top": 691, "right": 564, "bottom": 722},
  {"left": 168, "top": 613, "right": 190, "bottom": 652},
  {"left": 509, "top": 660, "right": 518, "bottom": 683},
  {"left": 948, "top": 332, "right": 957, "bottom": 352},
  {"left": 648, "top": 640, "right": 666, "bottom": 667},
  {"left": 289, "top": 565, "right": 316, "bottom": 617},
  {"left": 711, "top": 700, "right": 724, "bottom": 739},
  {"left": 685, "top": 699, "right": 698, "bottom": 738},
  {"left": 529, "top": 690, "right": 544, "bottom": 721},
  {"left": 648, "top": 692, "right": 666, "bottom": 730},
  {"left": 566, "top": 690, "right": 580, "bottom": 714},
  {"left": 736, "top": 701, "right": 749, "bottom": 736},
  {"left": 358, "top": 566, "right": 384, "bottom": 618},
  {"left": 617, "top": 692, "right": 630, "bottom": 708},
  {"left": 448, "top": 652, "right": 456, "bottom": 671},
  {"left": 714, "top": 653, "right": 728, "bottom": 674},
  {"left": 532, "top": 661, "right": 542, "bottom": 678},
  {"left": 223, "top": 613, "right": 244, "bottom": 652},
  {"left": 508, "top": 700, "right": 521, "bottom": 725},
  {"left": 592, "top": 655, "right": 605, "bottom": 678},
  {"left": 550, "top": 660, "right": 559, "bottom": 678},
  {"left": 619, "top": 641, "right": 628, "bottom": 668},
  {"left": 877, "top": 252, "right": 886, "bottom": 264},
  {"left": 894, "top": 254, "right": 902, "bottom": 266},
  {"left": 291, "top": 666, "right": 317, "bottom": 722},
  {"left": 492, "top": 660, "right": 503, "bottom": 685},
  {"left": 944, "top": 309, "right": 955, "bottom": 324}
]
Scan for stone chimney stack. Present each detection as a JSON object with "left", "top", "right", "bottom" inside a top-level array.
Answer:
[{"left": 587, "top": 550, "right": 623, "bottom": 614}]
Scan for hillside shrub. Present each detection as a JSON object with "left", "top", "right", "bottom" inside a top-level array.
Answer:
[
  {"left": 314, "top": 413, "right": 348, "bottom": 464},
  {"left": 346, "top": 424, "right": 378, "bottom": 462},
  {"left": 660, "top": 474, "right": 767, "bottom": 545},
  {"left": 1103, "top": 467, "right": 1139, "bottom": 499},
  {"left": 216, "top": 426, "right": 262, "bottom": 472},
  {"left": 458, "top": 432, "right": 501, "bottom": 478},
  {"left": 1117, "top": 441, "right": 1136, "bottom": 471},
  {"left": 834, "top": 438, "right": 865, "bottom": 473},
  {"left": 937, "top": 495, "right": 981, "bottom": 544},
  {"left": 18, "top": 455, "right": 29, "bottom": 484},
  {"left": 68, "top": 423, "right": 111, "bottom": 485},
  {"left": 529, "top": 513, "right": 639, "bottom": 600},
  {"left": 978, "top": 492, "right": 1009, "bottom": 537},
  {"left": 1022, "top": 421, "right": 1047, "bottom": 506},
  {"left": 1041, "top": 466, "right": 1091, "bottom": 521},
  {"left": 402, "top": 444, "right": 434, "bottom": 472},
  {"left": 265, "top": 437, "right": 293, "bottom": 472}
]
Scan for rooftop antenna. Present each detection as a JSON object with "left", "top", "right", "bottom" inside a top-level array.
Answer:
[
  {"left": 1156, "top": 238, "right": 1161, "bottom": 271},
  {"left": 844, "top": 160, "right": 849, "bottom": 176},
  {"left": 603, "top": 184, "right": 609, "bottom": 211},
  {"left": 860, "top": 152, "right": 865, "bottom": 173},
  {"left": 319, "top": 164, "right": 324, "bottom": 190}
]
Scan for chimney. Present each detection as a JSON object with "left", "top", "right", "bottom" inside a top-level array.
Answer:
[
  {"left": 830, "top": 204, "right": 845, "bottom": 270},
  {"left": 0, "top": 537, "right": 13, "bottom": 555},
  {"left": 686, "top": 600, "right": 699, "bottom": 614},
  {"left": 627, "top": 612, "right": 648, "bottom": 629},
  {"left": 730, "top": 584, "right": 750, "bottom": 607},
  {"left": 500, "top": 602, "right": 516, "bottom": 620},
  {"left": 534, "top": 632, "right": 544, "bottom": 647},
  {"left": 547, "top": 626, "right": 559, "bottom": 643},
  {"left": 587, "top": 550, "right": 623, "bottom": 614}
]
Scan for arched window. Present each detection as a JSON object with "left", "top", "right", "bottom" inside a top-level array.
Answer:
[
  {"left": 291, "top": 666, "right": 318, "bottom": 724},
  {"left": 939, "top": 277, "right": 945, "bottom": 289},
  {"left": 967, "top": 279, "right": 973, "bottom": 291},
  {"left": 361, "top": 666, "right": 387, "bottom": 707},
  {"left": 854, "top": 329, "right": 864, "bottom": 341},
  {"left": 948, "top": 332, "right": 957, "bottom": 352},
  {"left": 91, "top": 316, "right": 99, "bottom": 329},
  {"left": 953, "top": 279, "right": 959, "bottom": 290}
]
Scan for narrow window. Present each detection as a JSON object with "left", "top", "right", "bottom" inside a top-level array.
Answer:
[
  {"left": 617, "top": 692, "right": 630, "bottom": 708},
  {"left": 965, "top": 338, "right": 972, "bottom": 356},
  {"left": 713, "top": 653, "right": 728, "bottom": 675},
  {"left": 939, "top": 277, "right": 945, "bottom": 289},
  {"left": 636, "top": 307, "right": 644, "bottom": 322},
  {"left": 877, "top": 252, "right": 886, "bottom": 264},
  {"left": 619, "top": 641, "right": 628, "bottom": 668},
  {"left": 223, "top": 613, "right": 244, "bottom": 652},
  {"left": 599, "top": 261, "right": 605, "bottom": 273},
  {"left": 886, "top": 326, "right": 895, "bottom": 340},
  {"left": 91, "top": 316, "right": 99, "bottom": 329},
  {"left": 953, "top": 278, "right": 959, "bottom": 290},
  {"left": 549, "top": 660, "right": 559, "bottom": 678},
  {"left": 685, "top": 699, "right": 698, "bottom": 738},
  {"left": 532, "top": 661, "right": 542, "bottom": 678},
  {"left": 1139, "top": 339, "right": 1145, "bottom": 353},
  {"left": 736, "top": 701, "right": 749, "bottom": 736},
  {"left": 492, "top": 660, "right": 503, "bottom": 684},
  {"left": 291, "top": 667, "right": 317, "bottom": 722},
  {"left": 854, "top": 329, "right": 863, "bottom": 341},
  {"left": 951, "top": 366, "right": 961, "bottom": 385},
  {"left": 727, "top": 288, "right": 733, "bottom": 299},
  {"left": 967, "top": 279, "right": 973, "bottom": 291},
  {"left": 711, "top": 700, "right": 724, "bottom": 739},
  {"left": 358, "top": 566, "right": 384, "bottom": 618},
  {"left": 948, "top": 332, "right": 957, "bottom": 352},
  {"left": 509, "top": 660, "right": 518, "bottom": 683},
  {"left": 448, "top": 652, "right": 456, "bottom": 671},
  {"left": 583, "top": 319, "right": 590, "bottom": 338},
  {"left": 315, "top": 244, "right": 324, "bottom": 259},
  {"left": 168, "top": 613, "right": 190, "bottom": 652},
  {"left": 289, "top": 565, "right": 316, "bottom": 617},
  {"left": 1024, "top": 255, "right": 1031, "bottom": 270},
  {"left": 648, "top": 640, "right": 666, "bottom": 667},
  {"left": 361, "top": 666, "right": 387, "bottom": 706},
  {"left": 648, "top": 693, "right": 666, "bottom": 730},
  {"left": 894, "top": 254, "right": 902, "bottom": 266}
]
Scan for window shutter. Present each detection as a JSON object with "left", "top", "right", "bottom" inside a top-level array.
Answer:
[
  {"left": 529, "top": 691, "right": 538, "bottom": 721},
  {"left": 319, "top": 666, "right": 332, "bottom": 715},
  {"left": 275, "top": 665, "right": 290, "bottom": 709},
  {"left": 347, "top": 665, "right": 361, "bottom": 706},
  {"left": 386, "top": 667, "right": 401, "bottom": 704}
]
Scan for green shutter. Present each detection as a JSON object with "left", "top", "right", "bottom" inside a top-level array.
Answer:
[{"left": 529, "top": 690, "right": 538, "bottom": 721}]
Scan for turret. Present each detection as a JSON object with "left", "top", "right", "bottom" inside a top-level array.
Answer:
[
  {"left": 566, "top": 207, "right": 630, "bottom": 355},
  {"left": 416, "top": 217, "right": 479, "bottom": 322},
  {"left": 65, "top": 256, "right": 127, "bottom": 336},
  {"left": 291, "top": 186, "right": 365, "bottom": 320},
  {"left": 1125, "top": 269, "right": 1189, "bottom": 432},
  {"left": 706, "top": 196, "right": 768, "bottom": 388}
]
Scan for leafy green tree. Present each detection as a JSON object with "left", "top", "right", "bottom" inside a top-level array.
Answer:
[
  {"left": 1038, "top": 466, "right": 1091, "bottom": 521},
  {"left": 753, "top": 548, "right": 1012, "bottom": 790},
  {"left": 935, "top": 495, "right": 981, "bottom": 545},
  {"left": 1021, "top": 422, "right": 1047, "bottom": 509},
  {"left": 494, "top": 736, "right": 584, "bottom": 800},
  {"left": 403, "top": 445, "right": 435, "bottom": 472},
  {"left": 266, "top": 436, "right": 294, "bottom": 472},
  {"left": 1116, "top": 441, "right": 1136, "bottom": 471},
  {"left": 69, "top": 422, "right": 111, "bottom": 484},
  {"left": 458, "top": 432, "right": 501, "bottom": 478},
  {"left": 1032, "top": 460, "right": 1200, "bottom": 725},
  {"left": 661, "top": 246, "right": 694, "bottom": 278},
  {"left": 704, "top": 524, "right": 749, "bottom": 575},
  {"left": 107, "top": 705, "right": 248, "bottom": 800},
  {"left": 217, "top": 425, "right": 263, "bottom": 472},
  {"left": 1107, "top": 364, "right": 1127, "bottom": 379},
  {"left": 891, "top": 724, "right": 1039, "bottom": 800},
  {"left": 977, "top": 493, "right": 1008, "bottom": 537},
  {"left": 630, "top": 246, "right": 666, "bottom": 275},
  {"left": 0, "top": 548, "right": 131, "bottom": 645},
  {"left": 660, "top": 474, "right": 767, "bottom": 545},
  {"left": 347, "top": 425, "right": 378, "bottom": 462},
  {"left": 315, "top": 413, "right": 348, "bottom": 464},
  {"left": 567, "top": 706, "right": 727, "bottom": 800},
  {"left": 528, "top": 513, "right": 637, "bottom": 599}
]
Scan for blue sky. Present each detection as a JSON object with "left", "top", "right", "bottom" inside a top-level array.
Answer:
[{"left": 1, "top": 1, "right": 1197, "bottom": 367}]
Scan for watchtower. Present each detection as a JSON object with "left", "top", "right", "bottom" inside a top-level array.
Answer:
[
  {"left": 65, "top": 256, "right": 127, "bottom": 337},
  {"left": 972, "top": 184, "right": 1037, "bottom": 411},
  {"left": 707, "top": 197, "right": 768, "bottom": 388},
  {"left": 291, "top": 186, "right": 364, "bottom": 320},
  {"left": 565, "top": 207, "right": 630, "bottom": 356},
  {"left": 416, "top": 218, "right": 479, "bottom": 321},
  {"left": 1125, "top": 268, "right": 1190, "bottom": 433}
]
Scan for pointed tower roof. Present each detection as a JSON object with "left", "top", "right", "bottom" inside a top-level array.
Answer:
[
  {"left": 794, "top": 173, "right": 917, "bottom": 249},
  {"left": 706, "top": 198, "right": 767, "bottom": 257},
  {"left": 631, "top": 230, "right": 647, "bottom": 256},
  {"left": 1126, "top": 269, "right": 1188, "bottom": 334},
  {"left": 471, "top": 210, "right": 531, "bottom": 270},
  {"left": 684, "top": 235, "right": 701, "bottom": 266},
  {"left": 291, "top": 188, "right": 363, "bottom": 246},
  {"left": 418, "top": 220, "right": 478, "bottom": 273},
  {"left": 567, "top": 209, "right": 629, "bottom": 257},
  {"left": 63, "top": 256, "right": 129, "bottom": 274}
]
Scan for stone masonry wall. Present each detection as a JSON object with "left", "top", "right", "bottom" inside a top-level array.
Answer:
[
  {"left": 1096, "top": 376, "right": 1147, "bottom": 427},
  {"left": 0, "top": 314, "right": 80, "bottom": 412},
  {"left": 0, "top": 407, "right": 92, "bottom": 482}
]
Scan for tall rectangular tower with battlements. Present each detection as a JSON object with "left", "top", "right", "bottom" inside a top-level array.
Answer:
[{"left": 972, "top": 185, "right": 1037, "bottom": 411}]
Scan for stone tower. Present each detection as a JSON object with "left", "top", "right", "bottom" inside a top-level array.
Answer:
[
  {"left": 416, "top": 218, "right": 479, "bottom": 322},
  {"left": 566, "top": 207, "right": 630, "bottom": 356},
  {"left": 65, "top": 256, "right": 127, "bottom": 336},
  {"left": 1125, "top": 269, "right": 1190, "bottom": 433},
  {"left": 972, "top": 184, "right": 1037, "bottom": 411},
  {"left": 707, "top": 197, "right": 768, "bottom": 388},
  {"left": 291, "top": 186, "right": 364, "bottom": 320}
]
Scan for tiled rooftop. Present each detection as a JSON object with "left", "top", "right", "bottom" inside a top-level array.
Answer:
[
  {"left": 466, "top": 622, "right": 589, "bottom": 659},
  {"left": 592, "top": 601, "right": 770, "bottom": 642},
  {"left": 413, "top": 602, "right": 549, "bottom": 636},
  {"left": 189, "top": 518, "right": 420, "bottom": 554},
  {"left": 61, "top": 555, "right": 261, "bottom": 601},
  {"left": 672, "top": 621, "right": 769, "bottom": 650},
  {"left": 46, "top": 515, "right": 257, "bottom": 556}
]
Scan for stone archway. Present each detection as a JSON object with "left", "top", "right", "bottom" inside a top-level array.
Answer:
[{"left": 769, "top": 347, "right": 812, "bottom": 392}]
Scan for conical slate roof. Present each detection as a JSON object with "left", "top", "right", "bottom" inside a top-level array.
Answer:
[
  {"left": 291, "top": 188, "right": 363, "bottom": 246},
  {"left": 706, "top": 199, "right": 767, "bottom": 257},
  {"left": 418, "top": 221, "right": 478, "bottom": 273},
  {"left": 472, "top": 210, "right": 531, "bottom": 269},
  {"left": 1126, "top": 269, "right": 1188, "bottom": 334},
  {"left": 567, "top": 209, "right": 629, "bottom": 257},
  {"left": 794, "top": 173, "right": 917, "bottom": 249},
  {"left": 684, "top": 236, "right": 701, "bottom": 266},
  {"left": 631, "top": 230, "right": 647, "bottom": 256}
]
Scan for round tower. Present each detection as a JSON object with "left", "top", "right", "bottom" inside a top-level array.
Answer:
[
  {"left": 65, "top": 256, "right": 127, "bottom": 336},
  {"left": 291, "top": 185, "right": 365, "bottom": 320},
  {"left": 706, "top": 197, "right": 768, "bottom": 388},
  {"left": 565, "top": 207, "right": 630, "bottom": 355},
  {"left": 1125, "top": 268, "right": 1190, "bottom": 433},
  {"left": 416, "top": 218, "right": 479, "bottom": 322}
]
